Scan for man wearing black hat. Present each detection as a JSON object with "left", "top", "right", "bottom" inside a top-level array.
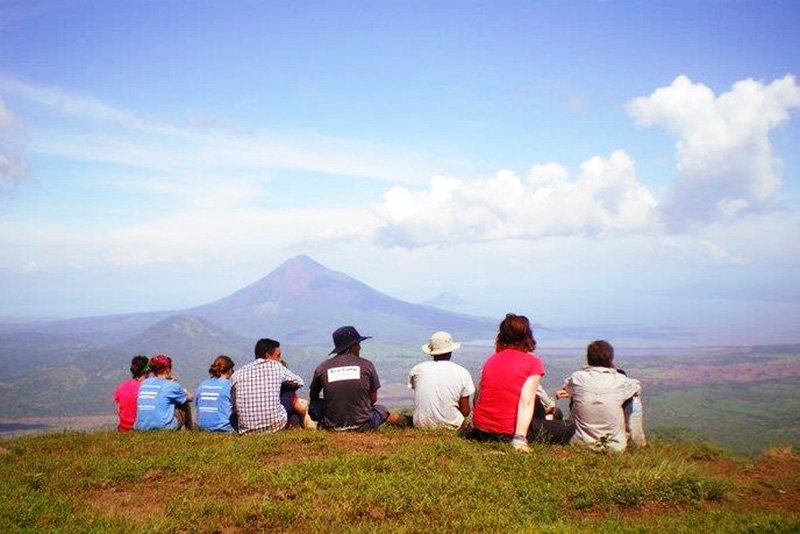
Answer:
[{"left": 309, "top": 326, "right": 404, "bottom": 431}]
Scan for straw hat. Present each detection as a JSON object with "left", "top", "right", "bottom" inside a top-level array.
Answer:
[{"left": 422, "top": 331, "right": 462, "bottom": 356}]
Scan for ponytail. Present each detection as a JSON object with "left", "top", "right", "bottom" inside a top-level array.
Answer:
[{"left": 209, "top": 355, "right": 235, "bottom": 377}]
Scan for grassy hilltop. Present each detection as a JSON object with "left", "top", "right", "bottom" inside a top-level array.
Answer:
[{"left": 1, "top": 430, "right": 798, "bottom": 533}]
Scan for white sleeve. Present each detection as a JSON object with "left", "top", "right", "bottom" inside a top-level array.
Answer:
[
  {"left": 407, "top": 364, "right": 417, "bottom": 390},
  {"left": 462, "top": 369, "right": 476, "bottom": 397},
  {"left": 620, "top": 377, "right": 641, "bottom": 400}
]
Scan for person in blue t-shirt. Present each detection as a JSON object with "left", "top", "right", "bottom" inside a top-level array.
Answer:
[
  {"left": 195, "top": 355, "right": 236, "bottom": 433},
  {"left": 134, "top": 354, "right": 193, "bottom": 431}
]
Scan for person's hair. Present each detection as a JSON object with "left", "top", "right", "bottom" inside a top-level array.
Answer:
[
  {"left": 130, "top": 355, "right": 149, "bottom": 379},
  {"left": 148, "top": 354, "right": 172, "bottom": 375},
  {"left": 209, "top": 355, "right": 235, "bottom": 377},
  {"left": 587, "top": 340, "right": 614, "bottom": 368},
  {"left": 254, "top": 338, "right": 280, "bottom": 359},
  {"left": 495, "top": 313, "right": 536, "bottom": 352}
]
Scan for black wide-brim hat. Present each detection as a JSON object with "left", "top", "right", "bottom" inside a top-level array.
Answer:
[{"left": 329, "top": 326, "right": 371, "bottom": 355}]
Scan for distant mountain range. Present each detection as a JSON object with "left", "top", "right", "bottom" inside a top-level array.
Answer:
[
  {"left": 2, "top": 255, "right": 496, "bottom": 346},
  {"left": 189, "top": 255, "right": 496, "bottom": 343},
  {"left": 0, "top": 255, "right": 497, "bottom": 416}
]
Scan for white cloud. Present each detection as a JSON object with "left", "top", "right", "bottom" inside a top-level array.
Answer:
[
  {"left": 372, "top": 150, "right": 658, "bottom": 248},
  {"left": 102, "top": 207, "right": 375, "bottom": 267},
  {"left": 0, "top": 75, "right": 179, "bottom": 135},
  {"left": 20, "top": 260, "right": 40, "bottom": 274},
  {"left": 0, "top": 202, "right": 375, "bottom": 271},
  {"left": 369, "top": 75, "right": 800, "bottom": 249},
  {"left": 0, "top": 96, "right": 28, "bottom": 197},
  {"left": 0, "top": 98, "right": 17, "bottom": 129},
  {"left": 627, "top": 74, "right": 800, "bottom": 228},
  {"left": 698, "top": 239, "right": 745, "bottom": 265},
  {"left": 3, "top": 72, "right": 799, "bottom": 280},
  {"left": 0, "top": 75, "right": 434, "bottom": 185}
]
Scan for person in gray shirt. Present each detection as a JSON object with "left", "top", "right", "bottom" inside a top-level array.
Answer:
[{"left": 556, "top": 340, "right": 642, "bottom": 452}]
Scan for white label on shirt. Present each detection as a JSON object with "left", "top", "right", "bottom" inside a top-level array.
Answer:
[{"left": 327, "top": 365, "right": 361, "bottom": 383}]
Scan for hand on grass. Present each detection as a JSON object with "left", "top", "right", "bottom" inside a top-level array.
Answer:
[{"left": 511, "top": 435, "right": 530, "bottom": 453}]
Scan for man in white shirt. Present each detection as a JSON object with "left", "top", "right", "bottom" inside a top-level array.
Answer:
[
  {"left": 556, "top": 340, "right": 642, "bottom": 452},
  {"left": 408, "top": 331, "right": 475, "bottom": 430}
]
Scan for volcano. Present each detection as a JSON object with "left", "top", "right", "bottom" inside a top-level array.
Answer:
[{"left": 190, "top": 255, "right": 496, "bottom": 344}]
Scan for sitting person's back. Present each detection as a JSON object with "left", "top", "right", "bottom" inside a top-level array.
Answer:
[
  {"left": 409, "top": 331, "right": 474, "bottom": 429},
  {"left": 310, "top": 326, "right": 407, "bottom": 431},
  {"left": 557, "top": 340, "right": 641, "bottom": 452},
  {"left": 113, "top": 355, "right": 150, "bottom": 432},
  {"left": 231, "top": 338, "right": 305, "bottom": 434},
  {"left": 134, "top": 355, "right": 192, "bottom": 431},
  {"left": 195, "top": 355, "right": 236, "bottom": 433},
  {"left": 468, "top": 313, "right": 575, "bottom": 452}
]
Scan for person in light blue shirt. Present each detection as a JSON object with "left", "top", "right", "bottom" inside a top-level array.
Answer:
[
  {"left": 196, "top": 355, "right": 236, "bottom": 433},
  {"left": 134, "top": 355, "right": 193, "bottom": 431}
]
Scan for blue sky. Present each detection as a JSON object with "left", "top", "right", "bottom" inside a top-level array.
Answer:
[{"left": 1, "top": 1, "right": 799, "bottom": 345}]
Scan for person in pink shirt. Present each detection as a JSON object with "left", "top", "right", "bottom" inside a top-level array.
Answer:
[
  {"left": 469, "top": 313, "right": 575, "bottom": 452},
  {"left": 112, "top": 355, "right": 150, "bottom": 432}
]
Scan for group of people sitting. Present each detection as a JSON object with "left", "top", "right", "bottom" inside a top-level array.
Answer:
[{"left": 113, "top": 313, "right": 645, "bottom": 452}]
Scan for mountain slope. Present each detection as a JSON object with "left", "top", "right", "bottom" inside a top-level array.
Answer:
[
  {"left": 0, "top": 332, "right": 103, "bottom": 379},
  {"left": 108, "top": 314, "right": 251, "bottom": 368},
  {"left": 0, "top": 310, "right": 176, "bottom": 344},
  {"left": 0, "top": 256, "right": 498, "bottom": 417},
  {"left": 0, "top": 315, "right": 252, "bottom": 417},
  {"left": 190, "top": 255, "right": 496, "bottom": 344},
  {"left": 5, "top": 255, "right": 496, "bottom": 347}
]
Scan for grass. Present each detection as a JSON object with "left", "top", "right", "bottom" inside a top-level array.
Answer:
[
  {"left": 644, "top": 378, "right": 800, "bottom": 455},
  {"left": 1, "top": 429, "right": 798, "bottom": 533}
]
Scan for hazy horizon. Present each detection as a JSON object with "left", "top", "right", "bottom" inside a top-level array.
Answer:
[{"left": 1, "top": 3, "right": 799, "bottom": 347}]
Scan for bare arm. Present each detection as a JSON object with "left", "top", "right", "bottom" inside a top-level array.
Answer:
[
  {"left": 514, "top": 375, "right": 540, "bottom": 438},
  {"left": 555, "top": 376, "right": 573, "bottom": 399},
  {"left": 369, "top": 390, "right": 378, "bottom": 405},
  {"left": 458, "top": 395, "right": 471, "bottom": 417}
]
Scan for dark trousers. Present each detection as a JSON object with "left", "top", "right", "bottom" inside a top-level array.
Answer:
[
  {"left": 464, "top": 418, "right": 575, "bottom": 445},
  {"left": 527, "top": 419, "right": 575, "bottom": 444}
]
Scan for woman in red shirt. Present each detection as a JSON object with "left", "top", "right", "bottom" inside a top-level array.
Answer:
[{"left": 470, "top": 313, "right": 575, "bottom": 452}]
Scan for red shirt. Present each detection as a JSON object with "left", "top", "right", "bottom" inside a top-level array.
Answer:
[
  {"left": 472, "top": 349, "right": 545, "bottom": 435},
  {"left": 113, "top": 378, "right": 141, "bottom": 432}
]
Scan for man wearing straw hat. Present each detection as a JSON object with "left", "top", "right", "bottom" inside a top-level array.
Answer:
[{"left": 408, "top": 331, "right": 475, "bottom": 429}]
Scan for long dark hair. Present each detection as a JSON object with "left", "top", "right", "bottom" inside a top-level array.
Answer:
[{"left": 495, "top": 313, "right": 536, "bottom": 353}]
